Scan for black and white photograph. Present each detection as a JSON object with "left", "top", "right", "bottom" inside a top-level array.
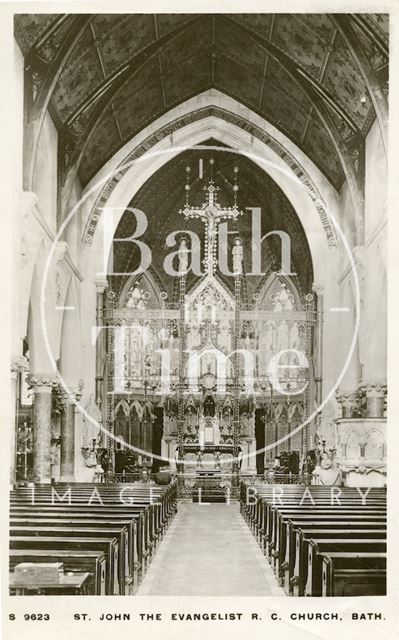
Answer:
[{"left": 1, "top": 3, "right": 397, "bottom": 639}]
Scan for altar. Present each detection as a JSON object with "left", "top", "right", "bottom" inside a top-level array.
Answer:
[{"left": 178, "top": 443, "right": 237, "bottom": 473}]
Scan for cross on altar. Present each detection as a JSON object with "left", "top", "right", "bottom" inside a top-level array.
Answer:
[{"left": 179, "top": 179, "right": 243, "bottom": 275}]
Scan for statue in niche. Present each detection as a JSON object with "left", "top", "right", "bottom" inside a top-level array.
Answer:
[
  {"left": 219, "top": 318, "right": 231, "bottom": 351},
  {"left": 196, "top": 451, "right": 203, "bottom": 469},
  {"left": 178, "top": 237, "right": 189, "bottom": 274},
  {"left": 203, "top": 395, "right": 215, "bottom": 417},
  {"left": 189, "top": 322, "right": 201, "bottom": 349},
  {"left": 232, "top": 237, "right": 243, "bottom": 275},
  {"left": 240, "top": 412, "right": 249, "bottom": 437}
]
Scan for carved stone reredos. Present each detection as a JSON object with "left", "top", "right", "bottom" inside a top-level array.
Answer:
[{"left": 185, "top": 274, "right": 235, "bottom": 315}]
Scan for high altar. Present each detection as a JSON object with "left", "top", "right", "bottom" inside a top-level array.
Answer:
[{"left": 98, "top": 163, "right": 315, "bottom": 481}]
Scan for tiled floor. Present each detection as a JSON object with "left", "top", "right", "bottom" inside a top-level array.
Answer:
[{"left": 137, "top": 502, "right": 285, "bottom": 596}]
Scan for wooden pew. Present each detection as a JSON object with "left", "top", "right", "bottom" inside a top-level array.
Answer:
[
  {"left": 305, "top": 539, "right": 386, "bottom": 596},
  {"left": 10, "top": 536, "right": 120, "bottom": 595},
  {"left": 283, "top": 520, "right": 386, "bottom": 594},
  {"left": 10, "top": 515, "right": 139, "bottom": 592},
  {"left": 321, "top": 552, "right": 386, "bottom": 596},
  {"left": 290, "top": 528, "right": 386, "bottom": 596},
  {"left": 10, "top": 505, "right": 148, "bottom": 572},
  {"left": 243, "top": 487, "right": 386, "bottom": 542},
  {"left": 9, "top": 481, "right": 178, "bottom": 594},
  {"left": 239, "top": 482, "right": 387, "bottom": 598},
  {"left": 268, "top": 507, "right": 386, "bottom": 566},
  {"left": 10, "top": 487, "right": 162, "bottom": 562},
  {"left": 10, "top": 525, "right": 130, "bottom": 595},
  {"left": 9, "top": 549, "right": 107, "bottom": 595}
]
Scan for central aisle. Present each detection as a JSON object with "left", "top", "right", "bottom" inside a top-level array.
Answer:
[{"left": 137, "top": 502, "right": 285, "bottom": 596}]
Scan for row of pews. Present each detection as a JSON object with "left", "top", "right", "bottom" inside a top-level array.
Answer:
[
  {"left": 9, "top": 481, "right": 177, "bottom": 595},
  {"left": 240, "top": 482, "right": 387, "bottom": 597}
]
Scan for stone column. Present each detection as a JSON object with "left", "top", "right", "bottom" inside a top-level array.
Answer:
[
  {"left": 312, "top": 284, "right": 324, "bottom": 423},
  {"left": 29, "top": 375, "right": 57, "bottom": 483},
  {"left": 10, "top": 357, "right": 28, "bottom": 485},
  {"left": 58, "top": 385, "right": 82, "bottom": 481},
  {"left": 364, "top": 382, "right": 386, "bottom": 418},
  {"left": 336, "top": 390, "right": 358, "bottom": 418},
  {"left": 95, "top": 278, "right": 108, "bottom": 408}
]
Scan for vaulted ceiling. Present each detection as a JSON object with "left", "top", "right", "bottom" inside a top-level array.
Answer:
[
  {"left": 16, "top": 13, "right": 388, "bottom": 191},
  {"left": 110, "top": 143, "right": 313, "bottom": 302}
]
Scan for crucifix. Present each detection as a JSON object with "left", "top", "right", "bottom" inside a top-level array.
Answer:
[{"left": 179, "top": 164, "right": 243, "bottom": 276}]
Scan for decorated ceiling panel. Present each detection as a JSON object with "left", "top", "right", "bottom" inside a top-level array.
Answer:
[
  {"left": 160, "top": 18, "right": 212, "bottom": 72},
  {"left": 272, "top": 14, "right": 328, "bottom": 78},
  {"left": 113, "top": 78, "right": 164, "bottom": 139},
  {"left": 303, "top": 115, "right": 345, "bottom": 185},
  {"left": 323, "top": 33, "right": 372, "bottom": 130},
  {"left": 215, "top": 54, "right": 262, "bottom": 111},
  {"left": 350, "top": 21, "right": 387, "bottom": 72},
  {"left": 93, "top": 14, "right": 157, "bottom": 75},
  {"left": 15, "top": 13, "right": 388, "bottom": 191},
  {"left": 229, "top": 13, "right": 272, "bottom": 39},
  {"left": 79, "top": 105, "right": 121, "bottom": 178},
  {"left": 163, "top": 52, "right": 211, "bottom": 106},
  {"left": 52, "top": 25, "right": 104, "bottom": 121},
  {"left": 292, "top": 14, "right": 335, "bottom": 43},
  {"left": 362, "top": 13, "right": 389, "bottom": 45},
  {"left": 15, "top": 13, "right": 60, "bottom": 51},
  {"left": 156, "top": 14, "right": 198, "bottom": 37},
  {"left": 214, "top": 18, "right": 267, "bottom": 77}
]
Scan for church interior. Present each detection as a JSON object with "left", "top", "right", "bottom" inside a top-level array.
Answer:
[{"left": 10, "top": 12, "right": 387, "bottom": 596}]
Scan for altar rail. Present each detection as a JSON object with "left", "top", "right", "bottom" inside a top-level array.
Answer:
[{"left": 94, "top": 472, "right": 311, "bottom": 496}]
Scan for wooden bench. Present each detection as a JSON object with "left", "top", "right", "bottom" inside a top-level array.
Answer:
[
  {"left": 268, "top": 507, "right": 386, "bottom": 566},
  {"left": 284, "top": 521, "right": 386, "bottom": 594},
  {"left": 10, "top": 504, "right": 148, "bottom": 572},
  {"left": 10, "top": 488, "right": 165, "bottom": 561},
  {"left": 9, "top": 549, "right": 106, "bottom": 595},
  {"left": 10, "top": 525, "right": 130, "bottom": 595},
  {"left": 10, "top": 536, "right": 120, "bottom": 595},
  {"left": 305, "top": 539, "right": 386, "bottom": 596},
  {"left": 239, "top": 482, "right": 387, "bottom": 598},
  {"left": 321, "top": 552, "right": 386, "bottom": 596},
  {"left": 9, "top": 481, "right": 178, "bottom": 596},
  {"left": 10, "top": 515, "right": 139, "bottom": 592}
]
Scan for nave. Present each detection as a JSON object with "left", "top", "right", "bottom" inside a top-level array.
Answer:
[{"left": 9, "top": 478, "right": 387, "bottom": 596}]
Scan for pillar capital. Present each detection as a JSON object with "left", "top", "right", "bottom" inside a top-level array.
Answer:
[
  {"left": 10, "top": 355, "right": 29, "bottom": 379},
  {"left": 312, "top": 282, "right": 325, "bottom": 296},
  {"left": 95, "top": 277, "right": 109, "bottom": 293},
  {"left": 336, "top": 389, "right": 358, "bottom": 418},
  {"left": 56, "top": 381, "right": 84, "bottom": 406},
  {"left": 27, "top": 374, "right": 58, "bottom": 392},
  {"left": 360, "top": 381, "right": 387, "bottom": 397},
  {"left": 358, "top": 380, "right": 387, "bottom": 418}
]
